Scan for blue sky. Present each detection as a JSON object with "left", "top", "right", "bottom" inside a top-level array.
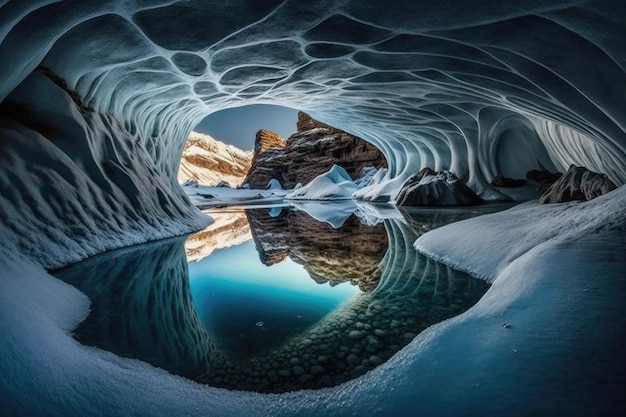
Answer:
[{"left": 194, "top": 104, "right": 299, "bottom": 151}]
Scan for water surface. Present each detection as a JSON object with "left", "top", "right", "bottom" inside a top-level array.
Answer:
[{"left": 53, "top": 202, "right": 504, "bottom": 393}]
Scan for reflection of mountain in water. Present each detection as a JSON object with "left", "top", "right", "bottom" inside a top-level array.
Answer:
[
  {"left": 53, "top": 204, "right": 493, "bottom": 394},
  {"left": 247, "top": 208, "right": 387, "bottom": 292},
  {"left": 185, "top": 209, "right": 250, "bottom": 262}
]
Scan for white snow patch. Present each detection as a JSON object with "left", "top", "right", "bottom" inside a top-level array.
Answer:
[
  {"left": 183, "top": 184, "right": 289, "bottom": 208},
  {"left": 285, "top": 165, "right": 358, "bottom": 200}
]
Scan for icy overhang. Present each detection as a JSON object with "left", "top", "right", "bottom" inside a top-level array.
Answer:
[{"left": 1, "top": 0, "right": 625, "bottom": 201}]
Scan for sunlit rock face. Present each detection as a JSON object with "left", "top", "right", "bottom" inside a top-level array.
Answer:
[
  {"left": 178, "top": 131, "right": 252, "bottom": 186},
  {"left": 245, "top": 112, "right": 387, "bottom": 189},
  {"left": 1, "top": 1, "right": 626, "bottom": 264}
]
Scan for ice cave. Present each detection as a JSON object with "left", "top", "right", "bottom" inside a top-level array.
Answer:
[{"left": 0, "top": 1, "right": 625, "bottom": 416}]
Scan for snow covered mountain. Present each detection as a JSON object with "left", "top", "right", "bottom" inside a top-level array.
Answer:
[{"left": 177, "top": 131, "right": 252, "bottom": 186}]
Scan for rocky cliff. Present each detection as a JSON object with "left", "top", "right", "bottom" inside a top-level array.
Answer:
[
  {"left": 244, "top": 112, "right": 386, "bottom": 189},
  {"left": 178, "top": 131, "right": 252, "bottom": 186}
]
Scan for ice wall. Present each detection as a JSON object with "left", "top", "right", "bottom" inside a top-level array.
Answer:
[{"left": 1, "top": 1, "right": 625, "bottom": 228}]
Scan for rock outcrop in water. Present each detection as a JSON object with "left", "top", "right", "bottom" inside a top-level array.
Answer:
[
  {"left": 396, "top": 168, "right": 483, "bottom": 206},
  {"left": 178, "top": 131, "right": 252, "bottom": 186},
  {"left": 244, "top": 112, "right": 387, "bottom": 189},
  {"left": 539, "top": 165, "right": 618, "bottom": 203}
]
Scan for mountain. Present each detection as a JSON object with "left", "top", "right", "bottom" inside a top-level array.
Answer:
[
  {"left": 244, "top": 112, "right": 387, "bottom": 189},
  {"left": 177, "top": 131, "right": 252, "bottom": 186}
]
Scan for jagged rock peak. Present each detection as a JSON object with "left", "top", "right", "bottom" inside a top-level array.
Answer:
[
  {"left": 296, "top": 111, "right": 333, "bottom": 133},
  {"left": 255, "top": 129, "right": 286, "bottom": 154},
  {"left": 244, "top": 113, "right": 387, "bottom": 189}
]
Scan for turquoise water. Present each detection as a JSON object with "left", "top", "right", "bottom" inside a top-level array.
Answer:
[{"left": 188, "top": 240, "right": 359, "bottom": 359}]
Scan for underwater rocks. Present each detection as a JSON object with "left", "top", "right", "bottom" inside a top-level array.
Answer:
[
  {"left": 539, "top": 165, "right": 618, "bottom": 203},
  {"left": 200, "top": 248, "right": 490, "bottom": 394},
  {"left": 396, "top": 168, "right": 483, "bottom": 206},
  {"left": 244, "top": 112, "right": 387, "bottom": 189}
]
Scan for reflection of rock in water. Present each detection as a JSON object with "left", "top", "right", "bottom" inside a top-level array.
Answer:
[
  {"left": 246, "top": 208, "right": 387, "bottom": 292},
  {"left": 202, "top": 219, "right": 490, "bottom": 393},
  {"left": 185, "top": 209, "right": 251, "bottom": 262},
  {"left": 52, "top": 237, "right": 219, "bottom": 381}
]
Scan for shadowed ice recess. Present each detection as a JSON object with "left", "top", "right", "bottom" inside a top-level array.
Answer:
[{"left": 53, "top": 202, "right": 502, "bottom": 393}]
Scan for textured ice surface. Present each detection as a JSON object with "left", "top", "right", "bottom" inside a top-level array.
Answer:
[
  {"left": 1, "top": 1, "right": 626, "bottom": 415},
  {"left": 1, "top": 0, "right": 625, "bottom": 208}
]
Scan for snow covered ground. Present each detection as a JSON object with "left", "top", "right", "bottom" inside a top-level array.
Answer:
[
  {"left": 1, "top": 186, "right": 624, "bottom": 416},
  {"left": 183, "top": 183, "right": 290, "bottom": 209}
]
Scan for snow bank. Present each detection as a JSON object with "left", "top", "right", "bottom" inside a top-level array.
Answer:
[
  {"left": 415, "top": 186, "right": 626, "bottom": 282},
  {"left": 0, "top": 70, "right": 209, "bottom": 270}
]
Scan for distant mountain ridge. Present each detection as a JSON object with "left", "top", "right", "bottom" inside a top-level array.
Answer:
[{"left": 177, "top": 131, "right": 252, "bottom": 186}]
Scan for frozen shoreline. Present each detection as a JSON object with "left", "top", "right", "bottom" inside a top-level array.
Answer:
[{"left": 1, "top": 187, "right": 625, "bottom": 416}]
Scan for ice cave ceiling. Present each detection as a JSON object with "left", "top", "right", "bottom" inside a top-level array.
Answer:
[{"left": 1, "top": 1, "right": 626, "bottom": 261}]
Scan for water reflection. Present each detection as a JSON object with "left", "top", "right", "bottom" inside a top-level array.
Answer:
[{"left": 53, "top": 202, "right": 500, "bottom": 393}]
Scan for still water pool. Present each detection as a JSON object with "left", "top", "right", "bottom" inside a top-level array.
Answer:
[{"left": 54, "top": 203, "right": 506, "bottom": 393}]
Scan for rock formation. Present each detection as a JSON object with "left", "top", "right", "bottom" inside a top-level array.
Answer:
[
  {"left": 178, "top": 131, "right": 252, "bottom": 186},
  {"left": 244, "top": 112, "right": 387, "bottom": 189},
  {"left": 396, "top": 168, "right": 483, "bottom": 206},
  {"left": 490, "top": 173, "right": 526, "bottom": 188},
  {"left": 254, "top": 129, "right": 286, "bottom": 153},
  {"left": 246, "top": 208, "right": 387, "bottom": 292},
  {"left": 539, "top": 165, "right": 618, "bottom": 204}
]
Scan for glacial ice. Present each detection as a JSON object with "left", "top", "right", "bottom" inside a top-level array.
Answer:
[{"left": 1, "top": 1, "right": 626, "bottom": 415}]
